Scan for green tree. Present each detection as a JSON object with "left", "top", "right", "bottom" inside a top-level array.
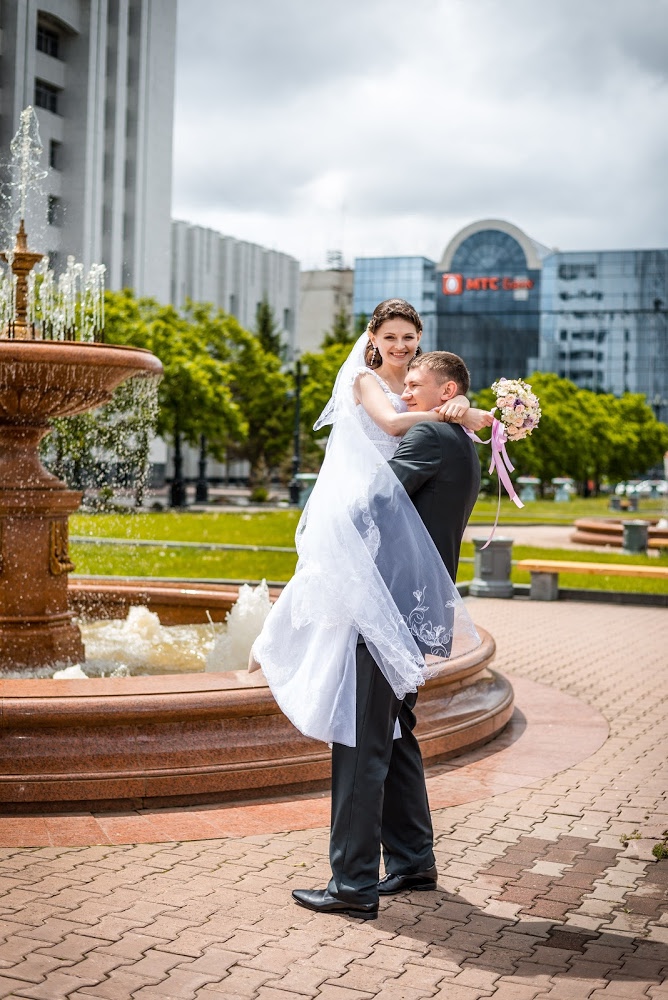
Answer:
[
  {"left": 355, "top": 312, "right": 369, "bottom": 337},
  {"left": 104, "top": 291, "right": 247, "bottom": 506},
  {"left": 300, "top": 343, "right": 351, "bottom": 437},
  {"left": 474, "top": 373, "right": 668, "bottom": 494},
  {"left": 254, "top": 297, "right": 284, "bottom": 358},
  {"left": 188, "top": 302, "right": 293, "bottom": 485},
  {"left": 321, "top": 307, "right": 354, "bottom": 347}
]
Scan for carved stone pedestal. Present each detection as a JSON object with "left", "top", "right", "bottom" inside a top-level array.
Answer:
[
  {"left": 0, "top": 420, "right": 84, "bottom": 671},
  {"left": 0, "top": 486, "right": 84, "bottom": 671}
]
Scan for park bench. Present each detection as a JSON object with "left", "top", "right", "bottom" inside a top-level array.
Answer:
[{"left": 515, "top": 558, "right": 668, "bottom": 601}]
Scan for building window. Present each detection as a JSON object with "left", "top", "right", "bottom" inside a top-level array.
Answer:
[
  {"left": 37, "top": 24, "right": 60, "bottom": 58},
  {"left": 47, "top": 195, "right": 62, "bottom": 226},
  {"left": 35, "top": 79, "right": 60, "bottom": 114},
  {"left": 49, "top": 140, "right": 62, "bottom": 170}
]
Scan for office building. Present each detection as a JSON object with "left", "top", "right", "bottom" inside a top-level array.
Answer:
[
  {"left": 299, "top": 266, "right": 353, "bottom": 353},
  {"left": 0, "top": 0, "right": 177, "bottom": 301},
  {"left": 534, "top": 250, "right": 668, "bottom": 419},
  {"left": 171, "top": 221, "right": 299, "bottom": 356},
  {"left": 437, "top": 220, "right": 549, "bottom": 391}
]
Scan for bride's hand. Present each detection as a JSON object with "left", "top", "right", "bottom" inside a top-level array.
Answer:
[{"left": 437, "top": 394, "right": 471, "bottom": 423}]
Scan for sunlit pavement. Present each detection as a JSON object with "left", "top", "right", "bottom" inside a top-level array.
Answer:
[{"left": 0, "top": 598, "right": 666, "bottom": 999}]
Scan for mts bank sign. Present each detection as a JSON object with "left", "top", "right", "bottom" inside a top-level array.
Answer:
[{"left": 442, "top": 273, "right": 534, "bottom": 295}]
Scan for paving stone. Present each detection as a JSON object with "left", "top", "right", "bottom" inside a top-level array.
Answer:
[
  {"left": 390, "top": 962, "right": 448, "bottom": 992},
  {"left": 60, "top": 953, "right": 130, "bottom": 982},
  {"left": 329, "top": 965, "right": 399, "bottom": 994},
  {"left": 132, "top": 966, "right": 225, "bottom": 999},
  {"left": 73, "top": 970, "right": 158, "bottom": 998},
  {"left": 431, "top": 985, "right": 494, "bottom": 999},
  {"left": 94, "top": 933, "right": 169, "bottom": 960},
  {"left": 252, "top": 989, "right": 322, "bottom": 1000},
  {"left": 0, "top": 975, "right": 35, "bottom": 999},
  {"left": 0, "top": 953, "right": 66, "bottom": 984},
  {"left": 287, "top": 985, "right": 374, "bottom": 1000},
  {"left": 272, "top": 961, "right": 339, "bottom": 995}
]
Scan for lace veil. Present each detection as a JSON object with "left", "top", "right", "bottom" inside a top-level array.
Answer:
[{"left": 251, "top": 333, "right": 481, "bottom": 747}]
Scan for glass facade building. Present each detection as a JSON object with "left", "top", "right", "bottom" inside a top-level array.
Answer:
[
  {"left": 536, "top": 250, "right": 668, "bottom": 421},
  {"left": 436, "top": 221, "right": 549, "bottom": 393},
  {"left": 353, "top": 257, "right": 438, "bottom": 350}
]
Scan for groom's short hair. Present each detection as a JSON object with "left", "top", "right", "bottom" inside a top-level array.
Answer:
[{"left": 408, "top": 351, "right": 470, "bottom": 395}]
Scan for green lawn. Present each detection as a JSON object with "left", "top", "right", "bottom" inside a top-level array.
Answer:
[
  {"left": 71, "top": 542, "right": 298, "bottom": 582},
  {"left": 70, "top": 507, "right": 668, "bottom": 594},
  {"left": 468, "top": 495, "right": 666, "bottom": 524},
  {"left": 70, "top": 495, "right": 665, "bottom": 544},
  {"left": 71, "top": 510, "right": 302, "bottom": 547}
]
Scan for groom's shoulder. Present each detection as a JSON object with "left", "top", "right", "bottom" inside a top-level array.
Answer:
[
  {"left": 400, "top": 420, "right": 442, "bottom": 447},
  {"left": 403, "top": 420, "right": 466, "bottom": 442}
]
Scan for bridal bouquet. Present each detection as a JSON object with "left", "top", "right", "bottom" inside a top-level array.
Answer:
[
  {"left": 491, "top": 378, "right": 541, "bottom": 442},
  {"left": 475, "top": 378, "right": 542, "bottom": 548}
]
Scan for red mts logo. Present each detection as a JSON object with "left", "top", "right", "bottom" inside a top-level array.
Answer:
[
  {"left": 442, "top": 274, "right": 534, "bottom": 294},
  {"left": 442, "top": 273, "right": 463, "bottom": 295}
]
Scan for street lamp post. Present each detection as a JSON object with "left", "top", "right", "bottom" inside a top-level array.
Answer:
[
  {"left": 195, "top": 434, "right": 209, "bottom": 503},
  {"left": 288, "top": 356, "right": 302, "bottom": 506}
]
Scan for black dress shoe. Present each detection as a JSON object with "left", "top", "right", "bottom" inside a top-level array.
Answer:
[
  {"left": 292, "top": 888, "right": 378, "bottom": 920},
  {"left": 378, "top": 864, "right": 438, "bottom": 895}
]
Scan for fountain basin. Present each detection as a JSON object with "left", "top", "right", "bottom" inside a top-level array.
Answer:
[
  {"left": 0, "top": 580, "right": 512, "bottom": 813},
  {"left": 0, "top": 340, "right": 163, "bottom": 425},
  {"left": 571, "top": 517, "right": 668, "bottom": 549}
]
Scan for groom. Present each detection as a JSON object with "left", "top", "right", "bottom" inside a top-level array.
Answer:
[{"left": 292, "top": 351, "right": 487, "bottom": 920}]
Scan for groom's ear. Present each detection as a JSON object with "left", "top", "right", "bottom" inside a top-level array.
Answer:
[{"left": 439, "top": 379, "right": 459, "bottom": 401}]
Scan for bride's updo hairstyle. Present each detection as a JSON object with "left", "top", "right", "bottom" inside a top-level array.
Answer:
[
  {"left": 364, "top": 298, "right": 423, "bottom": 369},
  {"left": 408, "top": 351, "right": 471, "bottom": 396}
]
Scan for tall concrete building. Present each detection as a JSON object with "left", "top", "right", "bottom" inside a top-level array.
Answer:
[
  {"left": 171, "top": 220, "right": 300, "bottom": 354},
  {"left": 0, "top": 0, "right": 177, "bottom": 301},
  {"left": 298, "top": 267, "right": 353, "bottom": 353}
]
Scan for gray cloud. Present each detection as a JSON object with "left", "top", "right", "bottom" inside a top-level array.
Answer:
[{"left": 172, "top": 0, "right": 668, "bottom": 266}]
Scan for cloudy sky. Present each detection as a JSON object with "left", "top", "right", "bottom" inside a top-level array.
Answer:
[{"left": 172, "top": 0, "right": 668, "bottom": 269}]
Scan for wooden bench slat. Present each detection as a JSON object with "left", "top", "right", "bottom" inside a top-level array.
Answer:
[{"left": 516, "top": 559, "right": 668, "bottom": 580}]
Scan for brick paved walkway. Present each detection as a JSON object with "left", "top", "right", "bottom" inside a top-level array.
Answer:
[{"left": 0, "top": 598, "right": 666, "bottom": 999}]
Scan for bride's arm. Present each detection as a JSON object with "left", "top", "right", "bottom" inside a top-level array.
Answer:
[{"left": 355, "top": 373, "right": 439, "bottom": 436}]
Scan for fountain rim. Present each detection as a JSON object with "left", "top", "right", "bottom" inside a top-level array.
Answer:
[
  {"left": 0, "top": 339, "right": 163, "bottom": 375},
  {"left": 0, "top": 627, "right": 496, "bottom": 726}
]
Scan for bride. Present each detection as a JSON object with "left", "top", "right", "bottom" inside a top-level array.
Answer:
[{"left": 250, "top": 298, "right": 492, "bottom": 747}]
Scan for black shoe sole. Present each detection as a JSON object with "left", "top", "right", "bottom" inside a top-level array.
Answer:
[{"left": 292, "top": 897, "right": 378, "bottom": 919}]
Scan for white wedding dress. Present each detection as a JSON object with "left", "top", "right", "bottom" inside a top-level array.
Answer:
[{"left": 251, "top": 335, "right": 481, "bottom": 747}]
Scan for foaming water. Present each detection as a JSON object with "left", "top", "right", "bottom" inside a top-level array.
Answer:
[
  {"left": 205, "top": 580, "right": 272, "bottom": 673},
  {"left": 80, "top": 606, "right": 219, "bottom": 676},
  {"left": 5, "top": 581, "right": 273, "bottom": 679}
]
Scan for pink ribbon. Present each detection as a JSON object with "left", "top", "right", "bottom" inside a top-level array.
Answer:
[{"left": 465, "top": 418, "right": 523, "bottom": 550}]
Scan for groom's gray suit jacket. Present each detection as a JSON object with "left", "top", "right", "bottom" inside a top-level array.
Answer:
[{"left": 387, "top": 421, "right": 480, "bottom": 581}]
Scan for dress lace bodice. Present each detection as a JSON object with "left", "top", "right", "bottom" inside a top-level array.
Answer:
[{"left": 354, "top": 369, "right": 406, "bottom": 460}]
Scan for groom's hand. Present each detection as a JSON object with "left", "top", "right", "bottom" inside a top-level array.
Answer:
[
  {"left": 462, "top": 408, "right": 495, "bottom": 432},
  {"left": 437, "top": 394, "right": 470, "bottom": 422}
]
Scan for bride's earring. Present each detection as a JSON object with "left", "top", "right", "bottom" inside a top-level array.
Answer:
[{"left": 370, "top": 343, "right": 377, "bottom": 365}]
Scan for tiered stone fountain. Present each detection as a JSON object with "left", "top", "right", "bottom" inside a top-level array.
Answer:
[{"left": 0, "top": 110, "right": 513, "bottom": 813}]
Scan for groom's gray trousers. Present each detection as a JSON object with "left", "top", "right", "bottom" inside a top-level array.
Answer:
[{"left": 327, "top": 639, "right": 435, "bottom": 905}]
